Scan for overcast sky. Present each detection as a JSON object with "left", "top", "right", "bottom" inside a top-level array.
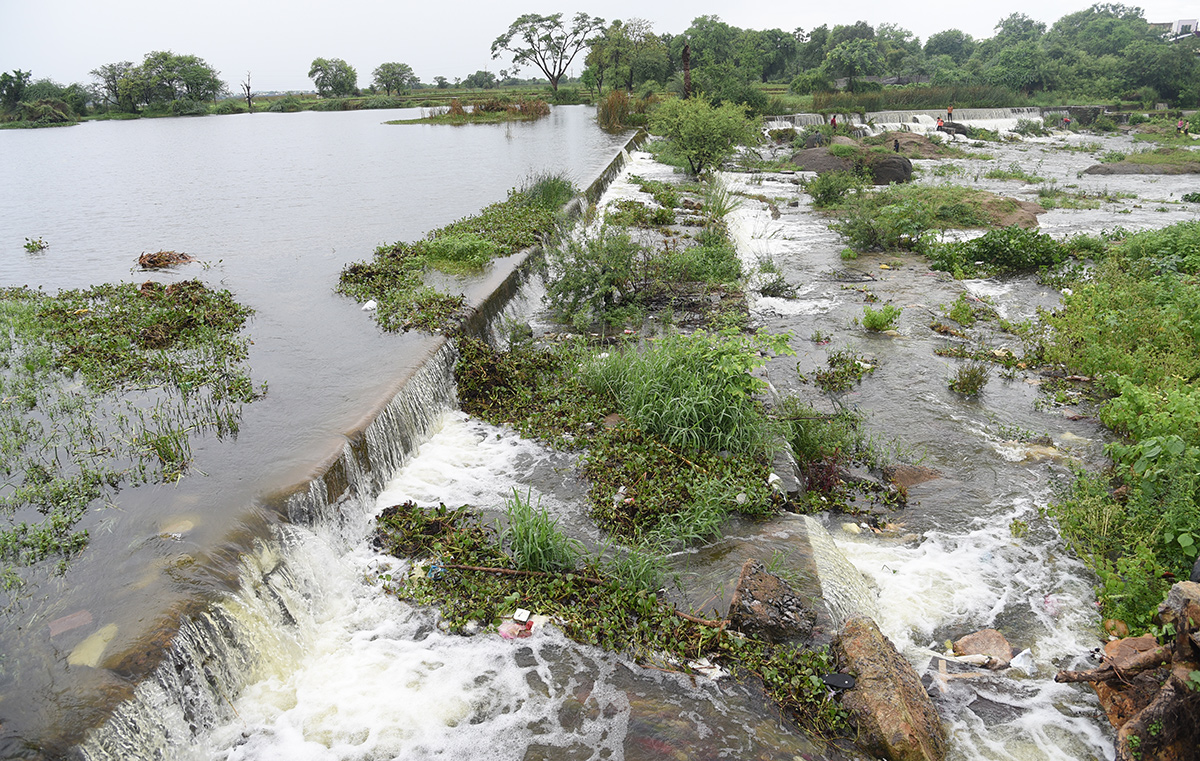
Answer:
[{"left": 2, "top": 0, "right": 1198, "bottom": 93}]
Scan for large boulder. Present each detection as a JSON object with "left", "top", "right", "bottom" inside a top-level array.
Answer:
[
  {"left": 789, "top": 147, "right": 854, "bottom": 174},
  {"left": 727, "top": 559, "right": 816, "bottom": 643},
  {"left": 952, "top": 628, "right": 1013, "bottom": 670},
  {"left": 865, "top": 154, "right": 913, "bottom": 185},
  {"left": 836, "top": 616, "right": 948, "bottom": 761},
  {"left": 937, "top": 121, "right": 968, "bottom": 136}
]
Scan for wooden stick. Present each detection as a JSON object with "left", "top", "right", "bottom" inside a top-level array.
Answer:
[{"left": 1054, "top": 646, "right": 1171, "bottom": 683}]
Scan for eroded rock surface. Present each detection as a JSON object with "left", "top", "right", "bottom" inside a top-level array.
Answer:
[
  {"left": 836, "top": 616, "right": 948, "bottom": 761},
  {"left": 728, "top": 559, "right": 816, "bottom": 643}
]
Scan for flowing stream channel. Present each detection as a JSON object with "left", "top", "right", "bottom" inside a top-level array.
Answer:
[{"left": 6, "top": 106, "right": 1198, "bottom": 760}]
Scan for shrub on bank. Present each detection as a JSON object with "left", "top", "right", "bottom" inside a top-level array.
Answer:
[{"left": 1039, "top": 220, "right": 1200, "bottom": 630}]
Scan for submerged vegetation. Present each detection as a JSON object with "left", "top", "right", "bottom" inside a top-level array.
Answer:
[{"left": 0, "top": 281, "right": 261, "bottom": 587}]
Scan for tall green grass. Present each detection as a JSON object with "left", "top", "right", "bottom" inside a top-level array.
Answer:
[
  {"left": 580, "top": 329, "right": 791, "bottom": 454},
  {"left": 502, "top": 489, "right": 582, "bottom": 574}
]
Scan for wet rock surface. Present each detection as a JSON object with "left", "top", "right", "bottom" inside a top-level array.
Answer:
[
  {"left": 952, "top": 628, "right": 1014, "bottom": 670},
  {"left": 1056, "top": 582, "right": 1200, "bottom": 761},
  {"left": 728, "top": 559, "right": 817, "bottom": 643},
  {"left": 835, "top": 616, "right": 948, "bottom": 761}
]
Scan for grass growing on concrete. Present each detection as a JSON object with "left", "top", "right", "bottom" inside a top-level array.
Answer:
[{"left": 339, "top": 173, "right": 576, "bottom": 332}]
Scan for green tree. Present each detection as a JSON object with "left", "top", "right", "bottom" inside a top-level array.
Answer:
[
  {"left": 463, "top": 70, "right": 498, "bottom": 89},
  {"left": 924, "top": 29, "right": 975, "bottom": 64},
  {"left": 876, "top": 23, "right": 923, "bottom": 76},
  {"left": 1045, "top": 3, "right": 1152, "bottom": 58},
  {"left": 434, "top": 76, "right": 450, "bottom": 89},
  {"left": 648, "top": 96, "right": 758, "bottom": 175},
  {"left": 308, "top": 57, "right": 358, "bottom": 97},
  {"left": 0, "top": 69, "right": 32, "bottom": 112},
  {"left": 824, "top": 38, "right": 884, "bottom": 90},
  {"left": 137, "top": 51, "right": 226, "bottom": 104},
  {"left": 1123, "top": 38, "right": 1199, "bottom": 101},
  {"left": 825, "top": 21, "right": 875, "bottom": 53},
  {"left": 491, "top": 12, "right": 605, "bottom": 93},
  {"left": 89, "top": 62, "right": 134, "bottom": 110},
  {"left": 372, "top": 62, "right": 418, "bottom": 96}
]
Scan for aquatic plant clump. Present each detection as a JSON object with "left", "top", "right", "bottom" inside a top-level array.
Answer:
[
  {"left": 339, "top": 173, "right": 576, "bottom": 332},
  {"left": 373, "top": 500, "right": 850, "bottom": 736},
  {"left": 0, "top": 281, "right": 261, "bottom": 587}
]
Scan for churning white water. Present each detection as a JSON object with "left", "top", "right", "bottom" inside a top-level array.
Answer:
[{"left": 185, "top": 412, "right": 831, "bottom": 761}]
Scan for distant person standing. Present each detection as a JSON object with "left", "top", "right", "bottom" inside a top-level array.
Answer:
[
  {"left": 830, "top": 115, "right": 837, "bottom": 129},
  {"left": 1179, "top": 118, "right": 1186, "bottom": 134},
  {"left": 894, "top": 139, "right": 900, "bottom": 152},
  {"left": 947, "top": 105, "right": 954, "bottom": 121}
]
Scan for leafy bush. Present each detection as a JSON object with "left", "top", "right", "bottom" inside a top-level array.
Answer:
[
  {"left": 861, "top": 304, "right": 902, "bottom": 331},
  {"left": 801, "top": 171, "right": 865, "bottom": 208},
  {"left": 949, "top": 361, "right": 989, "bottom": 395},
  {"left": 1183, "top": 192, "right": 1200, "bottom": 203},
  {"left": 213, "top": 100, "right": 246, "bottom": 115},
  {"left": 928, "top": 226, "right": 1066, "bottom": 277},
  {"left": 790, "top": 71, "right": 834, "bottom": 95},
  {"left": 648, "top": 96, "right": 760, "bottom": 175},
  {"left": 545, "top": 227, "right": 645, "bottom": 328},
  {"left": 1013, "top": 118, "right": 1048, "bottom": 136},
  {"left": 265, "top": 95, "right": 303, "bottom": 112}
]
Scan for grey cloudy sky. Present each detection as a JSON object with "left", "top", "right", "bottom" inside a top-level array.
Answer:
[{"left": 2, "top": 0, "right": 1198, "bottom": 93}]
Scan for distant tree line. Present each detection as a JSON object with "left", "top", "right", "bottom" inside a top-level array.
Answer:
[
  {"left": 564, "top": 4, "right": 1200, "bottom": 107},
  {"left": 3, "top": 2, "right": 1198, "bottom": 123}
]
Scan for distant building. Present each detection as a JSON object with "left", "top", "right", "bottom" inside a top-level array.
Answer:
[{"left": 1151, "top": 19, "right": 1199, "bottom": 40}]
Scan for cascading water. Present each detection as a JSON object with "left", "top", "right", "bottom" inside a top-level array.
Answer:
[
  {"left": 76, "top": 342, "right": 462, "bottom": 760},
  {"left": 713, "top": 106, "right": 1199, "bottom": 758}
]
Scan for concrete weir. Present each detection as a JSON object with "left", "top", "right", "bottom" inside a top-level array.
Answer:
[{"left": 74, "top": 130, "right": 647, "bottom": 760}]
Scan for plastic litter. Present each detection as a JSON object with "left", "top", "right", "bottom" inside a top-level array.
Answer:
[
  {"left": 498, "top": 607, "right": 535, "bottom": 639},
  {"left": 362, "top": 300, "right": 377, "bottom": 311},
  {"left": 1009, "top": 648, "right": 1034, "bottom": 675},
  {"left": 821, "top": 673, "right": 856, "bottom": 690}
]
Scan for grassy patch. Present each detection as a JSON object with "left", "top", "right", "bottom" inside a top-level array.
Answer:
[
  {"left": 386, "top": 97, "right": 550, "bottom": 125},
  {"left": 830, "top": 184, "right": 1009, "bottom": 253},
  {"left": 927, "top": 226, "right": 1067, "bottom": 278},
  {"left": 339, "top": 174, "right": 575, "bottom": 332},
  {"left": 984, "top": 162, "right": 1045, "bottom": 183},
  {"left": 1034, "top": 220, "right": 1200, "bottom": 631},
  {"left": 0, "top": 282, "right": 260, "bottom": 585}
]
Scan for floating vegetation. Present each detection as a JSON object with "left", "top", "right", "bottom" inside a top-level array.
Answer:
[
  {"left": 339, "top": 173, "right": 575, "bottom": 332},
  {"left": 137, "top": 250, "right": 195, "bottom": 269},
  {"left": 0, "top": 281, "right": 262, "bottom": 586}
]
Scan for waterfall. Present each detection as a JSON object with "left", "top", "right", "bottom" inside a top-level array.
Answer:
[{"left": 802, "top": 516, "right": 881, "bottom": 627}]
